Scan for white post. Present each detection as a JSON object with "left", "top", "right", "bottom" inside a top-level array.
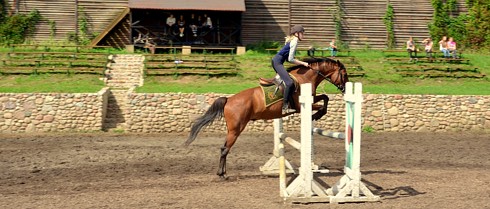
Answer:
[
  {"left": 283, "top": 83, "right": 329, "bottom": 202},
  {"left": 352, "top": 83, "right": 363, "bottom": 198},
  {"left": 273, "top": 118, "right": 283, "bottom": 157},
  {"left": 278, "top": 142, "right": 287, "bottom": 198},
  {"left": 260, "top": 118, "right": 296, "bottom": 175},
  {"left": 299, "top": 83, "right": 313, "bottom": 198}
]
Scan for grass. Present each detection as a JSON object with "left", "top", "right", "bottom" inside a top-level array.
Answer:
[
  {"left": 139, "top": 49, "right": 490, "bottom": 95},
  {"left": 1, "top": 48, "right": 489, "bottom": 95},
  {"left": 0, "top": 74, "right": 105, "bottom": 93}
]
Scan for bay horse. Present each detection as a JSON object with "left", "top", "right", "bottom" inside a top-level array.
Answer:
[{"left": 184, "top": 57, "right": 348, "bottom": 178}]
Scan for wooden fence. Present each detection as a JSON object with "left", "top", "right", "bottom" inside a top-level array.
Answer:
[{"left": 9, "top": 0, "right": 468, "bottom": 49}]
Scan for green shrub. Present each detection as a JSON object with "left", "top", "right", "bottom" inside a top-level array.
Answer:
[
  {"left": 246, "top": 40, "right": 281, "bottom": 53},
  {"left": 362, "top": 126, "right": 374, "bottom": 133},
  {"left": 383, "top": 3, "right": 395, "bottom": 49},
  {"left": 0, "top": 10, "right": 41, "bottom": 45}
]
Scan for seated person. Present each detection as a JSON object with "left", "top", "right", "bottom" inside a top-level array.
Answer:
[
  {"left": 329, "top": 38, "right": 338, "bottom": 57},
  {"left": 177, "top": 15, "right": 186, "bottom": 37},
  {"left": 188, "top": 13, "right": 198, "bottom": 37},
  {"left": 406, "top": 37, "right": 418, "bottom": 61},
  {"left": 422, "top": 37, "right": 433, "bottom": 59},
  {"left": 438, "top": 36, "right": 450, "bottom": 58},
  {"left": 165, "top": 14, "right": 176, "bottom": 35},
  {"left": 307, "top": 46, "right": 315, "bottom": 57},
  {"left": 203, "top": 14, "right": 213, "bottom": 30},
  {"left": 447, "top": 37, "right": 458, "bottom": 58}
]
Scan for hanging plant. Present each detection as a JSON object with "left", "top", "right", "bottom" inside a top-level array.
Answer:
[
  {"left": 328, "top": 0, "right": 346, "bottom": 49},
  {"left": 67, "top": 6, "right": 95, "bottom": 45},
  {"left": 383, "top": 3, "right": 395, "bottom": 49},
  {"left": 48, "top": 20, "right": 56, "bottom": 39}
]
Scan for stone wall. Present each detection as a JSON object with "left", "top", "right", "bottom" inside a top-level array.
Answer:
[
  {"left": 1, "top": 89, "right": 489, "bottom": 133},
  {"left": 125, "top": 92, "right": 490, "bottom": 133},
  {"left": 0, "top": 88, "right": 109, "bottom": 133}
]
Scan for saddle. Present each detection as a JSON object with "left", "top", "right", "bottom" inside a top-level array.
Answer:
[
  {"left": 258, "top": 74, "right": 299, "bottom": 92},
  {"left": 258, "top": 74, "right": 300, "bottom": 108},
  {"left": 259, "top": 74, "right": 281, "bottom": 87}
]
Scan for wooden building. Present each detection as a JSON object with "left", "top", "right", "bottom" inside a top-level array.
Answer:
[{"left": 7, "top": 0, "right": 467, "bottom": 49}]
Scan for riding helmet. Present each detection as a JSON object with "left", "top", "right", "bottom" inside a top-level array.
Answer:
[{"left": 290, "top": 25, "right": 305, "bottom": 34}]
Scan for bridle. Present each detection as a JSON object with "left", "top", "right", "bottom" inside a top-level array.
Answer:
[{"left": 311, "top": 61, "right": 346, "bottom": 93}]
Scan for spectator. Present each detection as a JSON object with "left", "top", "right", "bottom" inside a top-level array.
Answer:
[
  {"left": 204, "top": 14, "right": 213, "bottom": 29},
  {"left": 406, "top": 37, "right": 418, "bottom": 62},
  {"left": 177, "top": 15, "right": 186, "bottom": 37},
  {"left": 188, "top": 13, "right": 198, "bottom": 37},
  {"left": 165, "top": 14, "right": 176, "bottom": 35},
  {"left": 329, "top": 38, "right": 338, "bottom": 57},
  {"left": 422, "top": 37, "right": 433, "bottom": 59},
  {"left": 307, "top": 46, "right": 315, "bottom": 57},
  {"left": 447, "top": 37, "right": 458, "bottom": 58},
  {"left": 197, "top": 15, "right": 203, "bottom": 27},
  {"left": 438, "top": 36, "right": 450, "bottom": 58}
]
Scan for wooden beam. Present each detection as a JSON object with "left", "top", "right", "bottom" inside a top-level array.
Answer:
[{"left": 90, "top": 7, "right": 130, "bottom": 47}]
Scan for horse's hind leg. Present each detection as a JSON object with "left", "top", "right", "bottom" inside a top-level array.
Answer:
[
  {"left": 217, "top": 130, "right": 240, "bottom": 178},
  {"left": 217, "top": 115, "right": 249, "bottom": 178}
]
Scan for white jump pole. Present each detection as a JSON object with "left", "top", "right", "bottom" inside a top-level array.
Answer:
[{"left": 312, "top": 127, "right": 345, "bottom": 139}]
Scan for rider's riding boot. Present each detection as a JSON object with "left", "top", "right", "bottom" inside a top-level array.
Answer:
[
  {"left": 282, "top": 103, "right": 296, "bottom": 114},
  {"left": 282, "top": 86, "right": 296, "bottom": 114}
]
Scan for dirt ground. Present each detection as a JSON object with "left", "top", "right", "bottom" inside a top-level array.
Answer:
[{"left": 1, "top": 131, "right": 489, "bottom": 209}]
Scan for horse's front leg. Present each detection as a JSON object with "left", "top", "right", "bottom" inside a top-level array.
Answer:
[{"left": 312, "top": 94, "right": 329, "bottom": 121}]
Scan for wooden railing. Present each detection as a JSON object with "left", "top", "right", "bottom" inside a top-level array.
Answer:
[{"left": 144, "top": 54, "right": 239, "bottom": 76}]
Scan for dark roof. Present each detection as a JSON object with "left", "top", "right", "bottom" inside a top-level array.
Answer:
[{"left": 128, "top": 0, "right": 246, "bottom": 11}]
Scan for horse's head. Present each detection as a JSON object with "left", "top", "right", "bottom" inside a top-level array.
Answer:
[{"left": 305, "top": 58, "right": 349, "bottom": 94}]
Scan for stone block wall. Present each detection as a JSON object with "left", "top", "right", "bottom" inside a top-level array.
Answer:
[
  {"left": 1, "top": 88, "right": 489, "bottom": 133},
  {"left": 0, "top": 88, "right": 109, "bottom": 133},
  {"left": 363, "top": 94, "right": 490, "bottom": 132},
  {"left": 125, "top": 92, "right": 490, "bottom": 133}
]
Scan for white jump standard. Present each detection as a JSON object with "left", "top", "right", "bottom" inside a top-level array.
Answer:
[{"left": 263, "top": 82, "right": 380, "bottom": 203}]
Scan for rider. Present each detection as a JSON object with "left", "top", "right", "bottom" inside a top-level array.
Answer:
[{"left": 272, "top": 25, "right": 309, "bottom": 114}]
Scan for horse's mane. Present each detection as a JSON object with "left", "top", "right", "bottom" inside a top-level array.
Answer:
[{"left": 286, "top": 57, "right": 337, "bottom": 71}]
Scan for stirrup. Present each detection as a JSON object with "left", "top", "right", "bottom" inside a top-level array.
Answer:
[{"left": 282, "top": 107, "right": 296, "bottom": 114}]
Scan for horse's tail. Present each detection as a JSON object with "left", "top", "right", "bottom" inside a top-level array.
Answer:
[{"left": 184, "top": 97, "right": 227, "bottom": 146}]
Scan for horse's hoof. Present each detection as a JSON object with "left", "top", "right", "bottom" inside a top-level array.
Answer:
[{"left": 217, "top": 175, "right": 228, "bottom": 181}]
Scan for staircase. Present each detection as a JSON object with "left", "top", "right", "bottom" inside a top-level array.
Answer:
[{"left": 103, "top": 54, "right": 145, "bottom": 131}]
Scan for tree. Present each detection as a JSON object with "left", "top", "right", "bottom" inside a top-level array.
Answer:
[{"left": 465, "top": 0, "right": 490, "bottom": 49}]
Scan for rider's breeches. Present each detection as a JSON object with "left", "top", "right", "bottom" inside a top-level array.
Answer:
[{"left": 272, "top": 55, "right": 294, "bottom": 107}]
